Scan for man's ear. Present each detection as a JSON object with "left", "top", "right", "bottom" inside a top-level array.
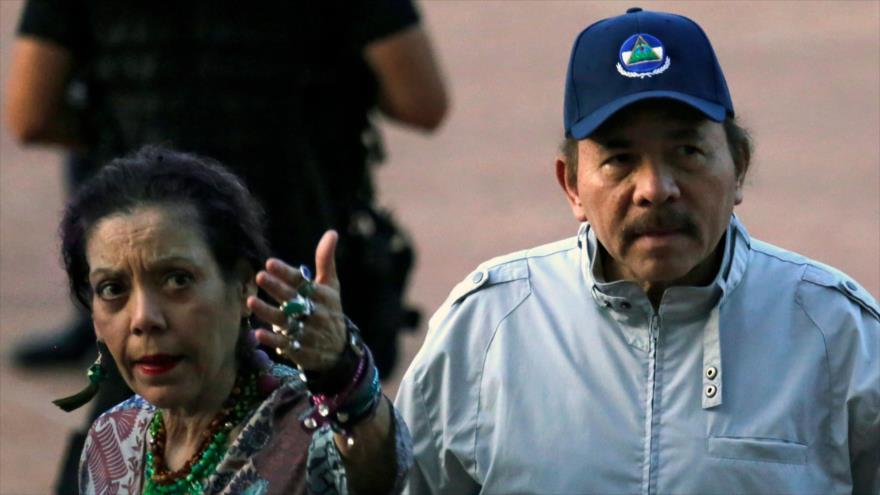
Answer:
[
  {"left": 733, "top": 142, "right": 750, "bottom": 206},
  {"left": 556, "top": 155, "right": 587, "bottom": 222},
  {"left": 734, "top": 175, "right": 745, "bottom": 205}
]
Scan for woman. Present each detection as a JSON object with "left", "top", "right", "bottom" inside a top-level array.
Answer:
[{"left": 53, "top": 146, "right": 411, "bottom": 494}]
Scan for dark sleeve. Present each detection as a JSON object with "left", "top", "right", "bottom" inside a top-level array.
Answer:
[
  {"left": 348, "top": 0, "right": 420, "bottom": 47},
  {"left": 17, "top": 0, "right": 88, "bottom": 55}
]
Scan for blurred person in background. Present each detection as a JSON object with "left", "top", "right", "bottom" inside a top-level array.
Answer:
[
  {"left": 395, "top": 7, "right": 879, "bottom": 494},
  {"left": 57, "top": 146, "right": 410, "bottom": 494},
  {"left": 4, "top": 1, "right": 446, "bottom": 492}
]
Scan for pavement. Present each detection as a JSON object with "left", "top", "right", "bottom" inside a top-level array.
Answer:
[{"left": 1, "top": 1, "right": 878, "bottom": 493}]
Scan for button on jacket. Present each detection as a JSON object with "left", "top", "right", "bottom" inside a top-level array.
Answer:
[{"left": 395, "top": 216, "right": 880, "bottom": 495}]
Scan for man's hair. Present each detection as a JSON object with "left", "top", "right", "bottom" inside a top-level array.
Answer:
[
  {"left": 560, "top": 115, "right": 753, "bottom": 186},
  {"left": 60, "top": 145, "right": 270, "bottom": 309}
]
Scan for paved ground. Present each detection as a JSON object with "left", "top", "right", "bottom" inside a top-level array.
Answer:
[{"left": 1, "top": 1, "right": 877, "bottom": 493}]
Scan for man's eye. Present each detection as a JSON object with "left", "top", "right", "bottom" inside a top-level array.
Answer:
[
  {"left": 605, "top": 153, "right": 636, "bottom": 166},
  {"left": 96, "top": 282, "right": 125, "bottom": 300},
  {"left": 166, "top": 272, "right": 194, "bottom": 289},
  {"left": 677, "top": 145, "right": 702, "bottom": 156}
]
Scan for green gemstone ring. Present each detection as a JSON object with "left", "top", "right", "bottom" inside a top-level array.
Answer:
[{"left": 280, "top": 295, "right": 314, "bottom": 319}]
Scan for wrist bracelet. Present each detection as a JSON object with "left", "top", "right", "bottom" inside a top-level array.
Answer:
[{"left": 298, "top": 320, "right": 382, "bottom": 446}]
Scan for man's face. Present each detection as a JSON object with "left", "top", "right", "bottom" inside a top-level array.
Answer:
[{"left": 557, "top": 100, "right": 744, "bottom": 291}]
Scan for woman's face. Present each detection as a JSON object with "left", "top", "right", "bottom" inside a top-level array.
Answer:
[{"left": 86, "top": 204, "right": 254, "bottom": 413}]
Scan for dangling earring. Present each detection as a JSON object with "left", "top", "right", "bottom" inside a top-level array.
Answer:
[
  {"left": 242, "top": 317, "right": 273, "bottom": 372},
  {"left": 52, "top": 347, "right": 107, "bottom": 412}
]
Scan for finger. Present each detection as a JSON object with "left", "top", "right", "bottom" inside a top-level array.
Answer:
[
  {"left": 247, "top": 296, "right": 287, "bottom": 327},
  {"left": 255, "top": 270, "right": 298, "bottom": 305},
  {"left": 265, "top": 258, "right": 306, "bottom": 284},
  {"left": 255, "top": 328, "right": 308, "bottom": 362},
  {"left": 265, "top": 259, "right": 314, "bottom": 297},
  {"left": 314, "top": 230, "right": 340, "bottom": 291},
  {"left": 254, "top": 327, "right": 289, "bottom": 350},
  {"left": 254, "top": 328, "right": 322, "bottom": 367}
]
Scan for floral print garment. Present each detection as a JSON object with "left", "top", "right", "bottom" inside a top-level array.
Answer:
[{"left": 78, "top": 364, "right": 412, "bottom": 495}]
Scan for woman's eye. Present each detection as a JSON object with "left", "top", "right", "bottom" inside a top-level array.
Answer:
[
  {"left": 166, "top": 272, "right": 194, "bottom": 290},
  {"left": 96, "top": 282, "right": 125, "bottom": 300}
]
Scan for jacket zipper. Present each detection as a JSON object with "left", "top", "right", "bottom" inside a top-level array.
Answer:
[{"left": 642, "top": 314, "right": 660, "bottom": 495}]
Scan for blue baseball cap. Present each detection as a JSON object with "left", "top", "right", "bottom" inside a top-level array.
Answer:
[{"left": 564, "top": 7, "right": 734, "bottom": 139}]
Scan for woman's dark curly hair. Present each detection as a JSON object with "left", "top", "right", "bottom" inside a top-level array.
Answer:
[{"left": 61, "top": 145, "right": 270, "bottom": 310}]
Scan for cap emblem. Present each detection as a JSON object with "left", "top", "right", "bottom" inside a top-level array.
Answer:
[{"left": 617, "top": 33, "right": 671, "bottom": 78}]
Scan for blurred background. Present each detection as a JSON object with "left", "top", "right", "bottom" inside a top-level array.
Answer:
[{"left": 1, "top": 1, "right": 877, "bottom": 493}]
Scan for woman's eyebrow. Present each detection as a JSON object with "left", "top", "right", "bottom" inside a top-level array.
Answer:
[
  {"left": 88, "top": 267, "right": 119, "bottom": 280},
  {"left": 150, "top": 255, "right": 196, "bottom": 267},
  {"left": 89, "top": 255, "right": 197, "bottom": 277}
]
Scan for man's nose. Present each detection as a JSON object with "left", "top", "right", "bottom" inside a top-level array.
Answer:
[
  {"left": 129, "top": 288, "right": 166, "bottom": 335},
  {"left": 633, "top": 161, "right": 680, "bottom": 206}
]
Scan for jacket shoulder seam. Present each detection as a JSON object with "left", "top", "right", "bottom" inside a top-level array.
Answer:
[
  {"left": 751, "top": 243, "right": 879, "bottom": 320},
  {"left": 473, "top": 276, "right": 533, "bottom": 479},
  {"left": 794, "top": 276, "right": 836, "bottom": 434}
]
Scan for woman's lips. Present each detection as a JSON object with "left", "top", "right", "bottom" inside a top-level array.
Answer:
[{"left": 134, "top": 354, "right": 182, "bottom": 376}]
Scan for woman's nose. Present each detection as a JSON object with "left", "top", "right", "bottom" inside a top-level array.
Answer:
[{"left": 129, "top": 288, "right": 166, "bottom": 335}]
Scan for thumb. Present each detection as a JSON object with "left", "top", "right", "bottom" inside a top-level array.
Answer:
[{"left": 315, "top": 230, "right": 340, "bottom": 291}]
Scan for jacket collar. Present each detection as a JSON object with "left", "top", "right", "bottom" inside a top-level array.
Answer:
[{"left": 579, "top": 214, "right": 751, "bottom": 320}]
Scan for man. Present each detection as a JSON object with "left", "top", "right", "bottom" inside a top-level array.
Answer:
[{"left": 395, "top": 7, "right": 879, "bottom": 494}]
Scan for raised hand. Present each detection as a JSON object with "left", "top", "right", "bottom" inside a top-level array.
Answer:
[{"left": 247, "top": 230, "right": 347, "bottom": 371}]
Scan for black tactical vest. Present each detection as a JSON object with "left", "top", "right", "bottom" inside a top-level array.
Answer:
[{"left": 79, "top": 2, "right": 378, "bottom": 241}]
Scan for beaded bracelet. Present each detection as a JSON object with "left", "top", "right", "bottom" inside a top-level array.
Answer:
[{"left": 298, "top": 320, "right": 382, "bottom": 446}]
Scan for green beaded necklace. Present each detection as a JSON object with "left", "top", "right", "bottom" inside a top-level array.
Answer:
[{"left": 143, "top": 372, "right": 259, "bottom": 495}]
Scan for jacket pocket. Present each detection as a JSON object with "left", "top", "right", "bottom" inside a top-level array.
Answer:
[{"left": 706, "top": 436, "right": 807, "bottom": 465}]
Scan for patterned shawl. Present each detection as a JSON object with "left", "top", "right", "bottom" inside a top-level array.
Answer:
[{"left": 78, "top": 364, "right": 412, "bottom": 494}]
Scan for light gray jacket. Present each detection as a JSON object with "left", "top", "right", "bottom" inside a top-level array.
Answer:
[{"left": 396, "top": 216, "right": 879, "bottom": 495}]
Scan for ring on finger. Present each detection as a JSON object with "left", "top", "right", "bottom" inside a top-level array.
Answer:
[
  {"left": 275, "top": 337, "right": 301, "bottom": 357},
  {"left": 297, "top": 265, "right": 316, "bottom": 297},
  {"left": 274, "top": 335, "right": 302, "bottom": 357},
  {"left": 286, "top": 319, "right": 305, "bottom": 340},
  {"left": 280, "top": 295, "right": 314, "bottom": 320},
  {"left": 272, "top": 319, "right": 304, "bottom": 359},
  {"left": 272, "top": 319, "right": 303, "bottom": 338},
  {"left": 284, "top": 304, "right": 312, "bottom": 335}
]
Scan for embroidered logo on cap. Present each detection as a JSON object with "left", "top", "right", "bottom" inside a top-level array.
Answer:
[{"left": 617, "top": 33, "right": 671, "bottom": 79}]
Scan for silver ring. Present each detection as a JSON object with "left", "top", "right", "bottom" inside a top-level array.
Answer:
[
  {"left": 271, "top": 324, "right": 287, "bottom": 340},
  {"left": 298, "top": 265, "right": 316, "bottom": 296},
  {"left": 275, "top": 333, "right": 302, "bottom": 357},
  {"left": 273, "top": 310, "right": 308, "bottom": 339},
  {"left": 286, "top": 319, "right": 305, "bottom": 340}
]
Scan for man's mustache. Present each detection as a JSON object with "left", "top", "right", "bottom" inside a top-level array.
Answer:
[{"left": 621, "top": 209, "right": 699, "bottom": 245}]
